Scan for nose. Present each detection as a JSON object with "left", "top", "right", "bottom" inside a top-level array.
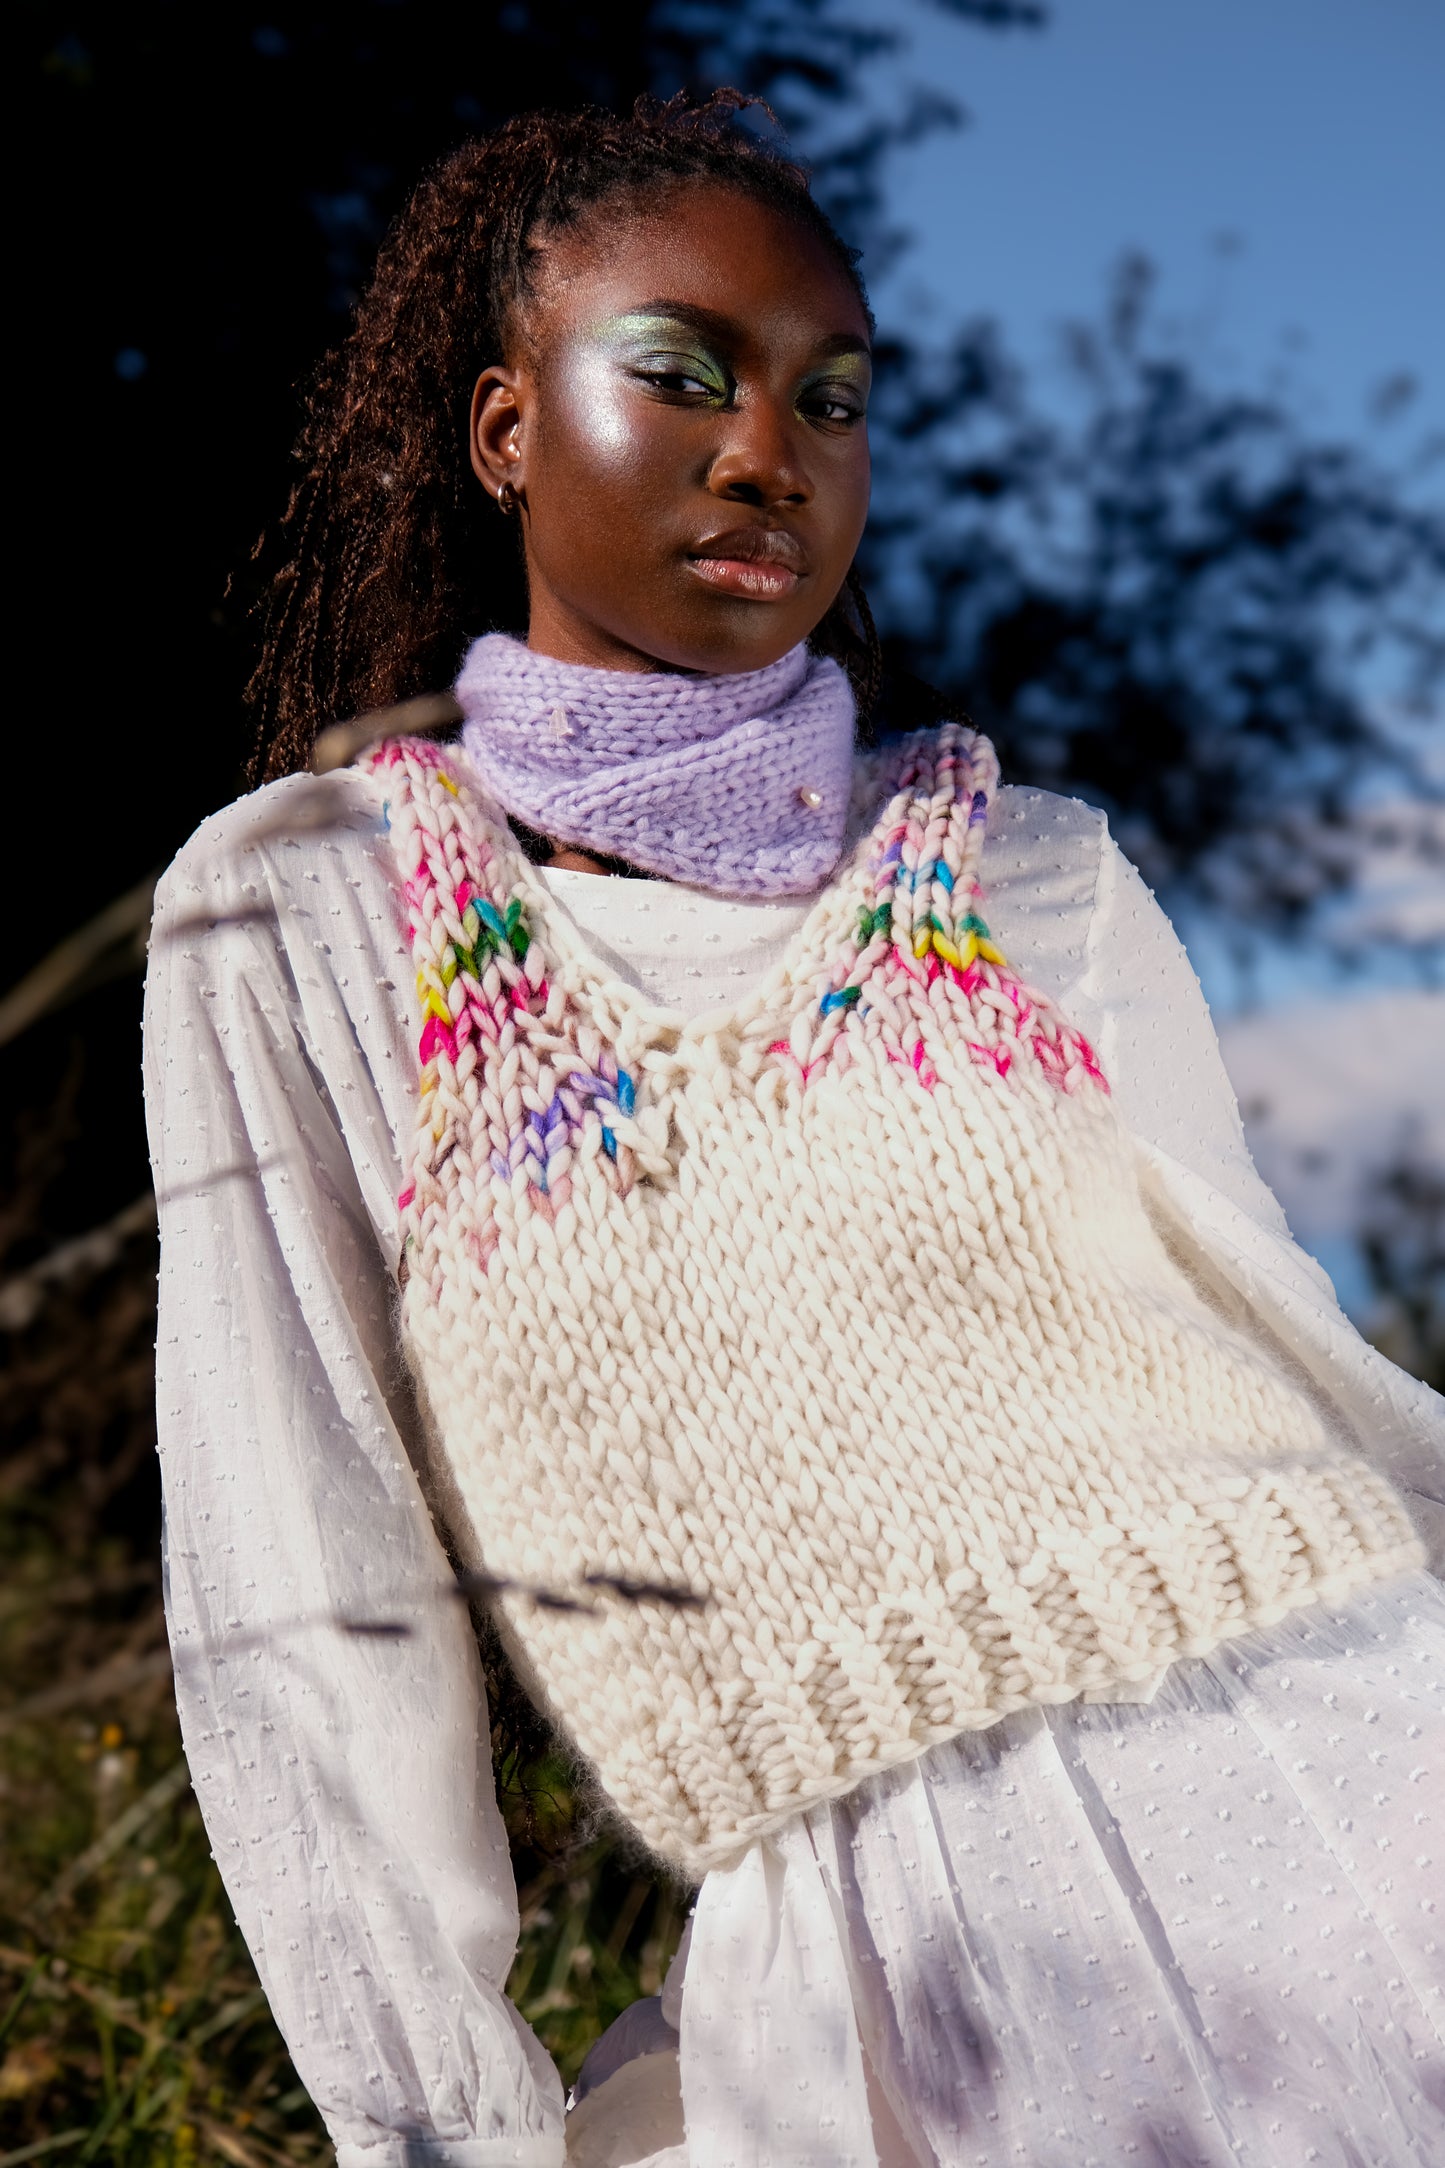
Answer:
[{"left": 706, "top": 397, "right": 813, "bottom": 510}]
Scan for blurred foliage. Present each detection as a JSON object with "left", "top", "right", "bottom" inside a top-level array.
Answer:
[
  {"left": 19, "top": 0, "right": 1440, "bottom": 955},
  {"left": 680, "top": 7, "right": 1444, "bottom": 953},
  {"left": 864, "top": 257, "right": 1445, "bottom": 943},
  {"left": 0, "top": 1161, "right": 687, "bottom": 2160},
  {"left": 21, "top": 0, "right": 661, "bottom": 947},
  {"left": 668, "top": 0, "right": 1045, "bottom": 258},
  {"left": 15, "top": 0, "right": 1039, "bottom": 949},
  {"left": 10, "top": 0, "right": 1443, "bottom": 2156}
]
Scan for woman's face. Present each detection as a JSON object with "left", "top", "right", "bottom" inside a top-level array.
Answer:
[{"left": 470, "top": 183, "right": 873, "bottom": 675}]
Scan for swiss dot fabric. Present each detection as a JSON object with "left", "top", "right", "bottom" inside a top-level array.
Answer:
[
  {"left": 142, "top": 767, "right": 1445, "bottom": 2168},
  {"left": 644, "top": 1574, "right": 1444, "bottom": 2168},
  {"left": 542, "top": 867, "right": 812, "bottom": 1018}
]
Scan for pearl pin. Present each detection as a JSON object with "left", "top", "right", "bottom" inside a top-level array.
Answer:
[{"left": 797, "top": 786, "right": 825, "bottom": 810}]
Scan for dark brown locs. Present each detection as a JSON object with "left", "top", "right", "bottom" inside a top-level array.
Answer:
[{"left": 245, "top": 90, "right": 887, "bottom": 783}]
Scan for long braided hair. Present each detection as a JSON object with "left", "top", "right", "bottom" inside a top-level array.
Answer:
[{"left": 246, "top": 90, "right": 886, "bottom": 783}]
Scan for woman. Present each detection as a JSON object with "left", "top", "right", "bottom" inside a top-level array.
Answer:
[{"left": 144, "top": 94, "right": 1443, "bottom": 2168}]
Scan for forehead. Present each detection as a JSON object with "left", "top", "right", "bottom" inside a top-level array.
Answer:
[{"left": 521, "top": 183, "right": 870, "bottom": 353}]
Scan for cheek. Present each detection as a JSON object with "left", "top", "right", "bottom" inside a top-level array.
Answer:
[
  {"left": 840, "top": 434, "right": 872, "bottom": 524},
  {"left": 813, "top": 449, "right": 870, "bottom": 580},
  {"left": 535, "top": 356, "right": 679, "bottom": 509},
  {"left": 549, "top": 348, "right": 635, "bottom": 467}
]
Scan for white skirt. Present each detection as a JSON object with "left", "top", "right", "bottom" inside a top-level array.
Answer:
[{"left": 565, "top": 1572, "right": 1444, "bottom": 2168}]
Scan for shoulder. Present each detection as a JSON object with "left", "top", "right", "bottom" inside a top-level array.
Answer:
[
  {"left": 979, "top": 783, "right": 1109, "bottom": 1000},
  {"left": 148, "top": 764, "right": 408, "bottom": 1025},
  {"left": 145, "top": 763, "right": 417, "bottom": 1146},
  {"left": 155, "top": 767, "right": 385, "bottom": 914},
  {"left": 989, "top": 782, "right": 1107, "bottom": 862},
  {"left": 144, "top": 766, "right": 418, "bottom": 1247}
]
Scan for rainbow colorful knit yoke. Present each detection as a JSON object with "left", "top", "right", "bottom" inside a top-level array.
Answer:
[{"left": 375, "top": 725, "right": 1108, "bottom": 1223}]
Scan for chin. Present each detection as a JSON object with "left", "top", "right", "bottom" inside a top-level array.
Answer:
[{"left": 647, "top": 608, "right": 817, "bottom": 678}]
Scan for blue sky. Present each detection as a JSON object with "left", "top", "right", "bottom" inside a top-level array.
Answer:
[
  {"left": 854, "top": 0, "right": 1443, "bottom": 438},
  {"left": 818, "top": 0, "right": 1443, "bottom": 1040},
  {"left": 819, "top": 0, "right": 1443, "bottom": 1300}
]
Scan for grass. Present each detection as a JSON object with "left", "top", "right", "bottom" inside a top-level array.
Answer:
[
  {"left": 3, "top": 983, "right": 1438, "bottom": 2164},
  {"left": 0, "top": 1169, "right": 680, "bottom": 2164}
]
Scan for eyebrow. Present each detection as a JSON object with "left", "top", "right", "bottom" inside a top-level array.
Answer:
[{"left": 621, "top": 299, "right": 871, "bottom": 360}]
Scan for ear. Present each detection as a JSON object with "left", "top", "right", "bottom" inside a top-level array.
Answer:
[{"left": 470, "top": 366, "right": 528, "bottom": 503}]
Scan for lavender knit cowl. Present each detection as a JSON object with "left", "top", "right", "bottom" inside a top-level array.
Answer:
[{"left": 455, "top": 634, "right": 856, "bottom": 897}]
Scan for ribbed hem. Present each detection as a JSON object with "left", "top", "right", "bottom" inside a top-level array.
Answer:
[{"left": 643, "top": 1537, "right": 1428, "bottom": 1880}]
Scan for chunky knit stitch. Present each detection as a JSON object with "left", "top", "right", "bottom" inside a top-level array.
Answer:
[
  {"left": 456, "top": 633, "right": 855, "bottom": 894},
  {"left": 372, "top": 724, "right": 1422, "bottom": 1875}
]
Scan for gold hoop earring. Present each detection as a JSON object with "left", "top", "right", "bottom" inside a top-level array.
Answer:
[{"left": 496, "top": 481, "right": 519, "bottom": 516}]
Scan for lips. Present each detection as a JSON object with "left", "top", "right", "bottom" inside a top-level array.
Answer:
[{"left": 687, "top": 525, "right": 810, "bottom": 600}]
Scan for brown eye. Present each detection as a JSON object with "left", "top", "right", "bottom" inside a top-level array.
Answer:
[
  {"left": 632, "top": 351, "right": 729, "bottom": 401},
  {"left": 802, "top": 389, "right": 865, "bottom": 426},
  {"left": 643, "top": 369, "right": 718, "bottom": 397}
]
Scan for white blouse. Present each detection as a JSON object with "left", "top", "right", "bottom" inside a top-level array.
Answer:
[{"left": 142, "top": 766, "right": 1444, "bottom": 2168}]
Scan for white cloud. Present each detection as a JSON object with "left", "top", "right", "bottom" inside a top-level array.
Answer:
[{"left": 1218, "top": 991, "right": 1444, "bottom": 1249}]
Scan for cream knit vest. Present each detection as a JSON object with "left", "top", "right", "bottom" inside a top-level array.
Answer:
[{"left": 371, "top": 724, "right": 1421, "bottom": 1875}]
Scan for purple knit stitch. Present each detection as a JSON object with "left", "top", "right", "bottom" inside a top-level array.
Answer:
[{"left": 455, "top": 634, "right": 856, "bottom": 896}]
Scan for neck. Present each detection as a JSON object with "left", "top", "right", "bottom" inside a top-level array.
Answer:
[
  {"left": 545, "top": 844, "right": 618, "bottom": 875},
  {"left": 507, "top": 809, "right": 653, "bottom": 880},
  {"left": 456, "top": 633, "right": 857, "bottom": 898}
]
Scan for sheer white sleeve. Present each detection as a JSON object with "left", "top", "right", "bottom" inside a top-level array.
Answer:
[
  {"left": 143, "top": 774, "right": 565, "bottom": 2168},
  {"left": 1080, "top": 826, "right": 1302, "bottom": 1239},
  {"left": 1076, "top": 824, "right": 1445, "bottom": 1565}
]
